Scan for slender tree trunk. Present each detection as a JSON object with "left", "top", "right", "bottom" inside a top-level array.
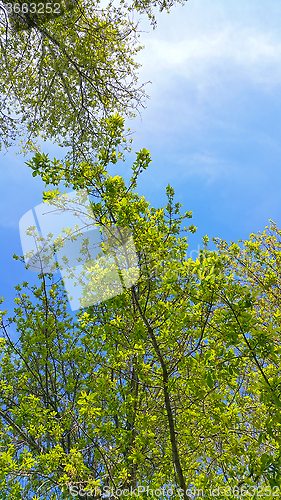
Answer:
[{"left": 132, "top": 288, "right": 190, "bottom": 500}]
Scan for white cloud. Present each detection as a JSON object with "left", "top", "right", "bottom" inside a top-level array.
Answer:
[
  {"left": 142, "top": 30, "right": 281, "bottom": 85},
  {"left": 137, "top": 0, "right": 281, "bottom": 92}
]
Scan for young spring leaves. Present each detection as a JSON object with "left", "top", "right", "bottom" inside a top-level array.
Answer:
[
  {"left": 0, "top": 0, "right": 145, "bottom": 158},
  {"left": 1, "top": 135, "right": 281, "bottom": 497}
]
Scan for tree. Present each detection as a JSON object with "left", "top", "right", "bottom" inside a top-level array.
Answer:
[
  {"left": 0, "top": 0, "right": 187, "bottom": 159},
  {"left": 1, "top": 0, "right": 281, "bottom": 494},
  {"left": 1, "top": 130, "right": 281, "bottom": 498},
  {"left": 215, "top": 223, "right": 281, "bottom": 487},
  {"left": 0, "top": 0, "right": 145, "bottom": 160}
]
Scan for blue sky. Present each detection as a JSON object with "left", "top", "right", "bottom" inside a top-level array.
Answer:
[{"left": 1, "top": 0, "right": 281, "bottom": 323}]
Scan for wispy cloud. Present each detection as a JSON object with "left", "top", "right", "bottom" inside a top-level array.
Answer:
[
  {"left": 137, "top": 0, "right": 281, "bottom": 95},
  {"left": 142, "top": 30, "right": 281, "bottom": 87}
]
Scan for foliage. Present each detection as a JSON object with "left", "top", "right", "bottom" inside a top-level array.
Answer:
[
  {"left": 215, "top": 223, "right": 281, "bottom": 487},
  {"left": 0, "top": 0, "right": 280, "bottom": 495},
  {"left": 0, "top": 0, "right": 146, "bottom": 159},
  {"left": 1, "top": 136, "right": 281, "bottom": 498},
  {"left": 0, "top": 0, "right": 187, "bottom": 158}
]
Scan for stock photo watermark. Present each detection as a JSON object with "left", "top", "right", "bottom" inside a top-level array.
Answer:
[
  {"left": 19, "top": 189, "right": 139, "bottom": 311},
  {"left": 68, "top": 485, "right": 204, "bottom": 498},
  {"left": 67, "top": 484, "right": 281, "bottom": 498},
  {"left": 3, "top": 0, "right": 76, "bottom": 30}
]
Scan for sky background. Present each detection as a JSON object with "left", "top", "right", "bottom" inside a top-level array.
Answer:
[{"left": 1, "top": 0, "right": 281, "bottom": 326}]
